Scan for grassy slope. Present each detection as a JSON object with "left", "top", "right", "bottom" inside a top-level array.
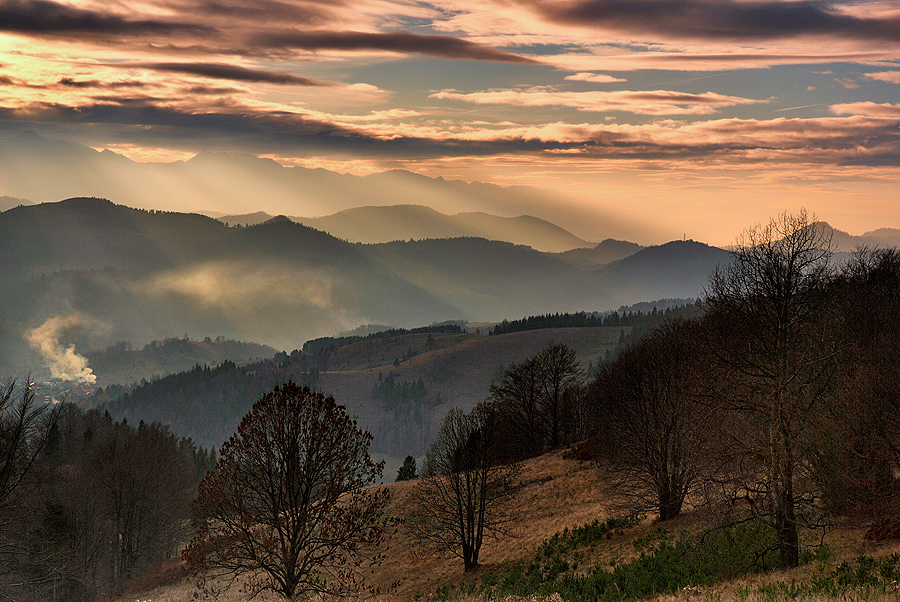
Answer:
[
  {"left": 124, "top": 450, "right": 900, "bottom": 602},
  {"left": 305, "top": 327, "right": 621, "bottom": 461}
]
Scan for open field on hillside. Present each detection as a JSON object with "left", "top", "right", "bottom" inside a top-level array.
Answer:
[
  {"left": 301, "top": 327, "right": 624, "bottom": 459},
  {"left": 119, "top": 450, "right": 900, "bottom": 602}
]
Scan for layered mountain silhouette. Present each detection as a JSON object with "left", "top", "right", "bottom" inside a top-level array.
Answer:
[
  {"left": 220, "top": 205, "right": 590, "bottom": 252},
  {"left": 816, "top": 222, "right": 900, "bottom": 252},
  {"left": 0, "top": 131, "right": 649, "bottom": 243},
  {"left": 0, "top": 197, "right": 732, "bottom": 377},
  {"left": 557, "top": 239, "right": 646, "bottom": 267}
]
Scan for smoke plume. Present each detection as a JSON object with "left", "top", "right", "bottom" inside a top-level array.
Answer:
[{"left": 26, "top": 314, "right": 100, "bottom": 383}]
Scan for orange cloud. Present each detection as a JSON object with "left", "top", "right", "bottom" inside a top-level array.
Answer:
[
  {"left": 865, "top": 71, "right": 900, "bottom": 83},
  {"left": 830, "top": 102, "right": 900, "bottom": 116},
  {"left": 564, "top": 72, "right": 627, "bottom": 83},
  {"left": 430, "top": 87, "right": 766, "bottom": 115}
]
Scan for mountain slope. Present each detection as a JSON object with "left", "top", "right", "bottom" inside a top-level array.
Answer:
[
  {"left": 297, "top": 205, "right": 590, "bottom": 252},
  {"left": 0, "top": 200, "right": 464, "bottom": 372},
  {"left": 819, "top": 222, "right": 900, "bottom": 252},
  {"left": 0, "top": 197, "right": 734, "bottom": 379},
  {"left": 558, "top": 238, "right": 645, "bottom": 267},
  {"left": 101, "top": 326, "right": 621, "bottom": 454},
  {"left": 453, "top": 211, "right": 589, "bottom": 252},
  {"left": 222, "top": 205, "right": 591, "bottom": 252},
  {"left": 597, "top": 240, "right": 732, "bottom": 304},
  {"left": 0, "top": 195, "right": 32, "bottom": 212},
  {"left": 362, "top": 238, "right": 604, "bottom": 321},
  {"left": 299, "top": 205, "right": 471, "bottom": 244}
]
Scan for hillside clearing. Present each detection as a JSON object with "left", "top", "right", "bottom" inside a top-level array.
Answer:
[{"left": 119, "top": 450, "right": 899, "bottom": 602}]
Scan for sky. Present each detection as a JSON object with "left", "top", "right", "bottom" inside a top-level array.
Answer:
[{"left": 1, "top": 0, "right": 900, "bottom": 245}]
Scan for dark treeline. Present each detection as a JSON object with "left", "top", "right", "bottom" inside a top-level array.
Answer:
[
  {"left": 372, "top": 372, "right": 429, "bottom": 411},
  {"left": 0, "top": 384, "right": 213, "bottom": 601},
  {"left": 371, "top": 372, "right": 440, "bottom": 456},
  {"left": 300, "top": 324, "right": 464, "bottom": 356},
  {"left": 87, "top": 336, "right": 276, "bottom": 386},
  {"left": 489, "top": 304, "right": 700, "bottom": 337}
]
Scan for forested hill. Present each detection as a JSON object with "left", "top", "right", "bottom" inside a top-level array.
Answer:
[
  {"left": 98, "top": 322, "right": 630, "bottom": 454},
  {"left": 86, "top": 336, "right": 277, "bottom": 387}
]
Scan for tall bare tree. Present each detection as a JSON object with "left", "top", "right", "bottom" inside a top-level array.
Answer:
[
  {"left": 487, "top": 344, "right": 585, "bottom": 459},
  {"left": 537, "top": 344, "right": 585, "bottom": 450},
  {"left": 488, "top": 356, "right": 544, "bottom": 458},
  {"left": 589, "top": 319, "right": 711, "bottom": 521},
  {"left": 183, "top": 382, "right": 389, "bottom": 600},
  {"left": 0, "top": 378, "right": 59, "bottom": 513},
  {"left": 410, "top": 406, "right": 520, "bottom": 572},
  {"left": 705, "top": 209, "right": 836, "bottom": 568},
  {"left": 0, "top": 378, "right": 60, "bottom": 596}
]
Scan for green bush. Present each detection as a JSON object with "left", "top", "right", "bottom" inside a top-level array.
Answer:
[{"left": 444, "top": 516, "right": 784, "bottom": 602}]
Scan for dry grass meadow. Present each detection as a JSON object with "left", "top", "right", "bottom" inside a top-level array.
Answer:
[{"left": 117, "top": 450, "right": 900, "bottom": 602}]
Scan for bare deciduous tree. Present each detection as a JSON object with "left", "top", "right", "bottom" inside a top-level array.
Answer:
[
  {"left": 488, "top": 356, "right": 544, "bottom": 458},
  {"left": 488, "top": 344, "right": 585, "bottom": 459},
  {"left": 410, "top": 406, "right": 520, "bottom": 572},
  {"left": 0, "top": 378, "right": 59, "bottom": 513},
  {"left": 537, "top": 344, "right": 585, "bottom": 450},
  {"left": 589, "top": 319, "right": 711, "bottom": 521},
  {"left": 183, "top": 382, "right": 389, "bottom": 600},
  {"left": 0, "top": 378, "right": 61, "bottom": 597},
  {"left": 704, "top": 209, "right": 836, "bottom": 569}
]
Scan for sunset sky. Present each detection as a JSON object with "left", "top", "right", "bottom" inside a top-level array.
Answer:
[{"left": 2, "top": 0, "right": 900, "bottom": 244}]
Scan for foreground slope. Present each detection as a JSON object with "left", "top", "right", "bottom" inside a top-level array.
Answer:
[{"left": 117, "top": 448, "right": 898, "bottom": 602}]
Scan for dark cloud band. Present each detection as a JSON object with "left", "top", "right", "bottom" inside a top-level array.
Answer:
[
  {"left": 533, "top": 0, "right": 900, "bottom": 42},
  {"left": 5, "top": 98, "right": 900, "bottom": 167},
  {"left": 0, "top": 0, "right": 209, "bottom": 36},
  {"left": 138, "top": 62, "right": 335, "bottom": 86},
  {"left": 252, "top": 30, "right": 542, "bottom": 64}
]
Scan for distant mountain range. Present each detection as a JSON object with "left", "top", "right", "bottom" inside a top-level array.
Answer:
[
  {"left": 0, "top": 197, "right": 732, "bottom": 378},
  {"left": 0, "top": 131, "right": 648, "bottom": 243},
  {"left": 817, "top": 222, "right": 900, "bottom": 252},
  {"left": 219, "top": 205, "right": 591, "bottom": 253},
  {"left": 0, "top": 196, "right": 32, "bottom": 212},
  {"left": 556, "top": 239, "right": 646, "bottom": 267}
]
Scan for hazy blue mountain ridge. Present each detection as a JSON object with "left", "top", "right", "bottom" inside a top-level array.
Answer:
[{"left": 0, "top": 196, "right": 736, "bottom": 380}]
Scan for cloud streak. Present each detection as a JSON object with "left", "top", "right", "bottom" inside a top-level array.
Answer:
[
  {"left": 431, "top": 87, "right": 765, "bottom": 115},
  {"left": 527, "top": 0, "right": 900, "bottom": 42},
  {"left": 136, "top": 62, "right": 336, "bottom": 86},
  {"left": 564, "top": 72, "right": 627, "bottom": 83},
  {"left": 0, "top": 0, "right": 209, "bottom": 36},
  {"left": 251, "top": 30, "right": 542, "bottom": 63}
]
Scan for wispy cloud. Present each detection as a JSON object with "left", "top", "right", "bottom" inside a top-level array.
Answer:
[
  {"left": 134, "top": 62, "right": 336, "bottom": 86},
  {"left": 865, "top": 71, "right": 900, "bottom": 84},
  {"left": 564, "top": 72, "right": 626, "bottom": 83},
  {"left": 831, "top": 101, "right": 900, "bottom": 117},
  {"left": 0, "top": 0, "right": 209, "bottom": 36},
  {"left": 250, "top": 30, "right": 542, "bottom": 63},
  {"left": 431, "top": 87, "right": 765, "bottom": 115}
]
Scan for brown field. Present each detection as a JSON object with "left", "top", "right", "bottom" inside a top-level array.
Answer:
[{"left": 119, "top": 449, "right": 900, "bottom": 602}]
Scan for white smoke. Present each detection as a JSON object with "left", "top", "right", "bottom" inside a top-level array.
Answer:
[{"left": 26, "top": 314, "right": 100, "bottom": 383}]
